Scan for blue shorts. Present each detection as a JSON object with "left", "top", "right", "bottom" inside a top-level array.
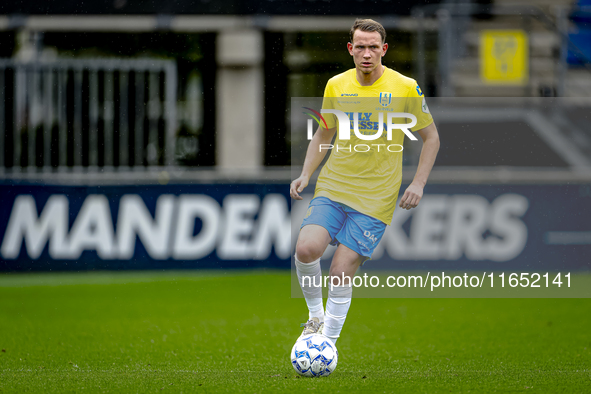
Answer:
[{"left": 300, "top": 197, "right": 387, "bottom": 261}]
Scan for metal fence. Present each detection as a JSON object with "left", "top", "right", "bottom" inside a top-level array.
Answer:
[{"left": 0, "top": 58, "right": 177, "bottom": 170}]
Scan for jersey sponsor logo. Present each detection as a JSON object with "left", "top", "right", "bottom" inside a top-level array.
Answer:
[
  {"left": 416, "top": 85, "right": 424, "bottom": 96},
  {"left": 340, "top": 93, "right": 358, "bottom": 96},
  {"left": 301, "top": 105, "right": 415, "bottom": 145},
  {"left": 379, "top": 92, "right": 392, "bottom": 107},
  {"left": 317, "top": 109, "right": 417, "bottom": 141},
  {"left": 345, "top": 112, "right": 383, "bottom": 136},
  {"left": 305, "top": 108, "right": 417, "bottom": 153}
]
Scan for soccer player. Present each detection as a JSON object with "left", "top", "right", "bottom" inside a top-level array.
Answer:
[{"left": 290, "top": 19, "right": 440, "bottom": 344}]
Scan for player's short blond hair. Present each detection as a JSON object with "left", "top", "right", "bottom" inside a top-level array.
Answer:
[{"left": 350, "top": 19, "right": 386, "bottom": 44}]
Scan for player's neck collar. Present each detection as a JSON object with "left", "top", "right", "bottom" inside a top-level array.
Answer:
[{"left": 355, "top": 65, "right": 387, "bottom": 87}]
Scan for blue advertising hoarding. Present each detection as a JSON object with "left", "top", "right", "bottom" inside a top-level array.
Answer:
[{"left": 0, "top": 182, "right": 589, "bottom": 271}]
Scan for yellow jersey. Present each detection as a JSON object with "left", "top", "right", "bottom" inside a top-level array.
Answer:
[{"left": 314, "top": 66, "right": 433, "bottom": 225}]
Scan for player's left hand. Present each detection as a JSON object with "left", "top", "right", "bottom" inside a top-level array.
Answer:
[{"left": 399, "top": 183, "right": 423, "bottom": 210}]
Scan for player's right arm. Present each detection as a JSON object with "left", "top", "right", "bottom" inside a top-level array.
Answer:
[{"left": 290, "top": 125, "right": 337, "bottom": 200}]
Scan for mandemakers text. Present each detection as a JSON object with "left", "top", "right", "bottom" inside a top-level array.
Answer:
[{"left": 0, "top": 193, "right": 528, "bottom": 262}]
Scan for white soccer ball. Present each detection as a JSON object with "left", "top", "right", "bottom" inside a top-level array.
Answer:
[{"left": 290, "top": 334, "right": 338, "bottom": 377}]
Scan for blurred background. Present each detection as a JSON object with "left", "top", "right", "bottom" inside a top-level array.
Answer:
[{"left": 0, "top": 0, "right": 590, "bottom": 272}]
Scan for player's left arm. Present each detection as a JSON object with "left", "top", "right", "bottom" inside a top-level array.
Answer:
[{"left": 399, "top": 122, "right": 440, "bottom": 210}]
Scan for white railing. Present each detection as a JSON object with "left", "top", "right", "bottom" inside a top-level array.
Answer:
[{"left": 0, "top": 58, "right": 177, "bottom": 170}]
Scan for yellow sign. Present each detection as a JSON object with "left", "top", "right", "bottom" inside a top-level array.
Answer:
[{"left": 480, "top": 30, "right": 528, "bottom": 85}]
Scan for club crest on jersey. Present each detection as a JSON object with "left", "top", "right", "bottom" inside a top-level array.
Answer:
[{"left": 379, "top": 92, "right": 392, "bottom": 107}]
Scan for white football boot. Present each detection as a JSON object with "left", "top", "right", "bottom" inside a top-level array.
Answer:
[{"left": 298, "top": 317, "right": 324, "bottom": 339}]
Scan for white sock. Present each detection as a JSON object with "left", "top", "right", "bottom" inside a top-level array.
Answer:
[
  {"left": 323, "top": 284, "right": 352, "bottom": 344},
  {"left": 295, "top": 255, "right": 324, "bottom": 322}
]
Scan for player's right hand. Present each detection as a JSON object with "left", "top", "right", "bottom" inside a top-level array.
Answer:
[{"left": 290, "top": 176, "right": 309, "bottom": 200}]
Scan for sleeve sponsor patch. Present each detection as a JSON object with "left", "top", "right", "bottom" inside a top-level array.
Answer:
[{"left": 421, "top": 97, "right": 430, "bottom": 114}]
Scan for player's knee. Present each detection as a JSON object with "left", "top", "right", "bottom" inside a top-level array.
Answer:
[
  {"left": 328, "top": 266, "right": 346, "bottom": 280},
  {"left": 295, "top": 240, "right": 323, "bottom": 263},
  {"left": 328, "top": 268, "right": 353, "bottom": 288}
]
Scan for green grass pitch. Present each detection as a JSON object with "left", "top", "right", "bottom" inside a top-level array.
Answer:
[{"left": 0, "top": 270, "right": 589, "bottom": 393}]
